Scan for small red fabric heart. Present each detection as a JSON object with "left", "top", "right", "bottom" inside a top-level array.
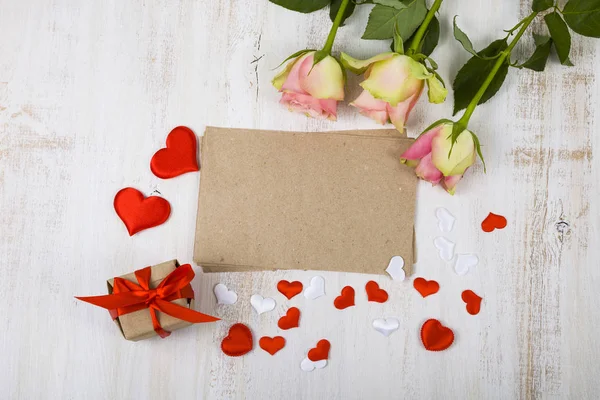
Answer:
[
  {"left": 113, "top": 187, "right": 171, "bottom": 236},
  {"left": 150, "top": 126, "right": 199, "bottom": 179},
  {"left": 481, "top": 212, "right": 507, "bottom": 232},
  {"left": 420, "top": 319, "right": 454, "bottom": 351},
  {"left": 334, "top": 286, "right": 355, "bottom": 310},
  {"left": 259, "top": 336, "right": 285, "bottom": 355},
  {"left": 413, "top": 278, "right": 439, "bottom": 298},
  {"left": 365, "top": 281, "right": 388, "bottom": 303},
  {"left": 221, "top": 323, "right": 253, "bottom": 357},
  {"left": 307, "top": 339, "right": 330, "bottom": 362},
  {"left": 277, "top": 280, "right": 303, "bottom": 300},
  {"left": 277, "top": 307, "right": 300, "bottom": 330},
  {"left": 461, "top": 290, "right": 482, "bottom": 315}
]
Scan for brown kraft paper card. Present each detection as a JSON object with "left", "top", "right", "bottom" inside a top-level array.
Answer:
[{"left": 194, "top": 126, "right": 417, "bottom": 276}]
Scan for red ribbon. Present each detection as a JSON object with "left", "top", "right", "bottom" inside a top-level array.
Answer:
[{"left": 76, "top": 264, "right": 219, "bottom": 338}]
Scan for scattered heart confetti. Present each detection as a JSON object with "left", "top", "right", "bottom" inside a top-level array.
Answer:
[
  {"left": 385, "top": 256, "right": 406, "bottom": 281},
  {"left": 113, "top": 187, "right": 171, "bottom": 236},
  {"left": 372, "top": 318, "right": 400, "bottom": 337},
  {"left": 365, "top": 281, "right": 388, "bottom": 303},
  {"left": 213, "top": 283, "right": 238, "bottom": 305},
  {"left": 461, "top": 290, "right": 483, "bottom": 315},
  {"left": 307, "top": 339, "right": 331, "bottom": 362},
  {"left": 435, "top": 207, "right": 455, "bottom": 232},
  {"left": 454, "top": 254, "right": 478, "bottom": 276},
  {"left": 277, "top": 280, "right": 303, "bottom": 300},
  {"left": 221, "top": 323, "right": 253, "bottom": 357},
  {"left": 303, "top": 276, "right": 325, "bottom": 300},
  {"left": 420, "top": 319, "right": 454, "bottom": 351},
  {"left": 250, "top": 294, "right": 276, "bottom": 315},
  {"left": 259, "top": 336, "right": 286, "bottom": 355},
  {"left": 300, "top": 358, "right": 327, "bottom": 372},
  {"left": 481, "top": 212, "right": 507, "bottom": 232},
  {"left": 150, "top": 126, "right": 199, "bottom": 179},
  {"left": 413, "top": 278, "right": 439, "bottom": 298},
  {"left": 334, "top": 286, "right": 355, "bottom": 310},
  {"left": 277, "top": 307, "right": 300, "bottom": 330},
  {"left": 433, "top": 236, "right": 455, "bottom": 261}
]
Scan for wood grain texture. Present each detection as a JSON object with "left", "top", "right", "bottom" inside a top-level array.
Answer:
[{"left": 0, "top": 0, "right": 598, "bottom": 399}]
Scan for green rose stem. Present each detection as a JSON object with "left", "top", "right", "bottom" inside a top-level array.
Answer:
[
  {"left": 407, "top": 0, "right": 444, "bottom": 55},
  {"left": 322, "top": 0, "right": 352, "bottom": 55},
  {"left": 457, "top": 11, "right": 538, "bottom": 128}
]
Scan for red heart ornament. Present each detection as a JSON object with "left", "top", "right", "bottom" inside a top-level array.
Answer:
[
  {"left": 365, "top": 281, "right": 388, "bottom": 303},
  {"left": 113, "top": 188, "right": 171, "bottom": 236},
  {"left": 413, "top": 278, "right": 439, "bottom": 298},
  {"left": 481, "top": 212, "right": 507, "bottom": 232},
  {"left": 334, "top": 286, "right": 355, "bottom": 310},
  {"left": 420, "top": 319, "right": 454, "bottom": 351},
  {"left": 221, "top": 323, "right": 253, "bottom": 357},
  {"left": 307, "top": 339, "right": 330, "bottom": 362},
  {"left": 277, "top": 280, "right": 303, "bottom": 300},
  {"left": 259, "top": 336, "right": 286, "bottom": 355},
  {"left": 461, "top": 290, "right": 482, "bottom": 315},
  {"left": 277, "top": 307, "right": 300, "bottom": 330},
  {"left": 150, "top": 126, "right": 199, "bottom": 179}
]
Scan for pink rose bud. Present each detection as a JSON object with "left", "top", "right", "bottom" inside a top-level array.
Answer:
[
  {"left": 272, "top": 51, "right": 344, "bottom": 120},
  {"left": 340, "top": 52, "right": 447, "bottom": 132},
  {"left": 400, "top": 123, "right": 476, "bottom": 195}
]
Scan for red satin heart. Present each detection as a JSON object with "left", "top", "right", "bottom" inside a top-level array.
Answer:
[
  {"left": 277, "top": 280, "right": 303, "bottom": 300},
  {"left": 334, "top": 286, "right": 355, "bottom": 310},
  {"left": 221, "top": 323, "right": 253, "bottom": 357},
  {"left": 420, "top": 319, "right": 454, "bottom": 351},
  {"left": 259, "top": 336, "right": 286, "bottom": 355},
  {"left": 413, "top": 278, "right": 439, "bottom": 298},
  {"left": 461, "top": 290, "right": 482, "bottom": 315},
  {"left": 481, "top": 212, "right": 507, "bottom": 232},
  {"left": 365, "top": 281, "right": 388, "bottom": 303},
  {"left": 307, "top": 339, "right": 330, "bottom": 362},
  {"left": 277, "top": 307, "right": 300, "bottom": 330},
  {"left": 150, "top": 126, "right": 199, "bottom": 179},
  {"left": 113, "top": 188, "right": 171, "bottom": 236}
]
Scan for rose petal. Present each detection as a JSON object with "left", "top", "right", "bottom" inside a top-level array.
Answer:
[
  {"left": 415, "top": 153, "right": 443, "bottom": 184},
  {"left": 442, "top": 174, "right": 463, "bottom": 195},
  {"left": 387, "top": 87, "right": 423, "bottom": 132},
  {"left": 299, "top": 55, "right": 344, "bottom": 101},
  {"left": 340, "top": 51, "right": 396, "bottom": 75},
  {"left": 280, "top": 52, "right": 313, "bottom": 95},
  {"left": 432, "top": 127, "right": 476, "bottom": 176},
  {"left": 400, "top": 123, "right": 448, "bottom": 161}
]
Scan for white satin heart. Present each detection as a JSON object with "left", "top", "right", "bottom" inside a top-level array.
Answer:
[
  {"left": 436, "top": 207, "right": 455, "bottom": 232},
  {"left": 300, "top": 357, "right": 327, "bottom": 372},
  {"left": 434, "top": 236, "right": 455, "bottom": 261},
  {"left": 372, "top": 318, "right": 400, "bottom": 337},
  {"left": 303, "top": 276, "right": 325, "bottom": 300},
  {"left": 250, "top": 294, "right": 276, "bottom": 315},
  {"left": 213, "top": 283, "right": 238, "bottom": 305},
  {"left": 385, "top": 256, "right": 406, "bottom": 281},
  {"left": 454, "top": 254, "right": 478, "bottom": 275}
]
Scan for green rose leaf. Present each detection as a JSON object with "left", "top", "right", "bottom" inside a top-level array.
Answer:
[
  {"left": 453, "top": 16, "right": 480, "bottom": 58},
  {"left": 362, "top": 0, "right": 427, "bottom": 40},
  {"left": 532, "top": 0, "right": 554, "bottom": 11},
  {"left": 269, "top": 0, "right": 329, "bottom": 13},
  {"left": 563, "top": 0, "right": 600, "bottom": 38},
  {"left": 373, "top": 0, "right": 408, "bottom": 9},
  {"left": 452, "top": 39, "right": 509, "bottom": 115},
  {"left": 545, "top": 12, "right": 573, "bottom": 66},
  {"left": 519, "top": 34, "right": 553, "bottom": 71},
  {"left": 330, "top": 0, "right": 356, "bottom": 26}
]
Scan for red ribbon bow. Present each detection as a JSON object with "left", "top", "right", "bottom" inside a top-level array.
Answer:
[{"left": 76, "top": 264, "right": 219, "bottom": 338}]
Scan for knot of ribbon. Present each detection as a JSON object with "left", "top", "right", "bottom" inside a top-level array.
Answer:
[{"left": 76, "top": 264, "right": 219, "bottom": 338}]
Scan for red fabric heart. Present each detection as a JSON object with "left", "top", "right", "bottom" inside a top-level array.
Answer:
[
  {"left": 420, "top": 319, "right": 454, "bottom": 351},
  {"left": 277, "top": 280, "right": 303, "bottom": 300},
  {"left": 481, "top": 212, "right": 507, "bottom": 232},
  {"left": 221, "top": 323, "right": 253, "bottom": 357},
  {"left": 461, "top": 290, "right": 482, "bottom": 315},
  {"left": 277, "top": 307, "right": 300, "bottom": 330},
  {"left": 113, "top": 188, "right": 171, "bottom": 236},
  {"left": 334, "top": 286, "right": 355, "bottom": 310},
  {"left": 259, "top": 336, "right": 286, "bottom": 355},
  {"left": 365, "top": 281, "right": 388, "bottom": 303},
  {"left": 413, "top": 278, "right": 439, "bottom": 298},
  {"left": 150, "top": 126, "right": 199, "bottom": 179},
  {"left": 307, "top": 339, "right": 330, "bottom": 362}
]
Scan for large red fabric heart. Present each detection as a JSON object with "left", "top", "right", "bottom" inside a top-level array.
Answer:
[
  {"left": 481, "top": 212, "right": 507, "bottom": 232},
  {"left": 278, "top": 307, "right": 300, "bottom": 330},
  {"left": 221, "top": 323, "right": 253, "bottom": 357},
  {"left": 307, "top": 339, "right": 330, "bottom": 361},
  {"left": 461, "top": 290, "right": 482, "bottom": 315},
  {"left": 150, "top": 126, "right": 199, "bottom": 179},
  {"left": 277, "top": 280, "right": 303, "bottom": 300},
  {"left": 413, "top": 278, "right": 439, "bottom": 298},
  {"left": 365, "top": 281, "right": 388, "bottom": 303},
  {"left": 259, "top": 336, "right": 285, "bottom": 355},
  {"left": 334, "top": 286, "right": 355, "bottom": 310},
  {"left": 420, "top": 319, "right": 454, "bottom": 351},
  {"left": 113, "top": 188, "right": 171, "bottom": 236}
]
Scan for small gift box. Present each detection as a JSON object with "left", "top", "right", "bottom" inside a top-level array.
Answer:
[{"left": 76, "top": 260, "right": 219, "bottom": 341}]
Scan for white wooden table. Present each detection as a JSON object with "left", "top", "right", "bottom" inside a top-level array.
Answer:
[{"left": 1, "top": 1, "right": 599, "bottom": 399}]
